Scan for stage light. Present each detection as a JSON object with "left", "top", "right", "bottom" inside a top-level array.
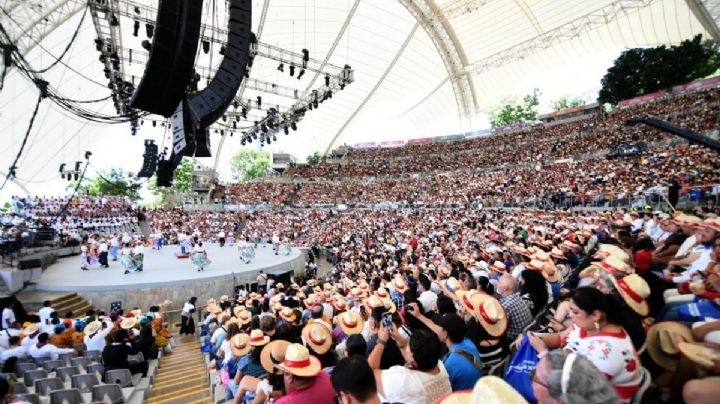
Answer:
[
  {"left": 219, "top": 46, "right": 226, "bottom": 55},
  {"left": 141, "top": 40, "right": 151, "bottom": 51},
  {"left": 241, "top": 108, "right": 247, "bottom": 119},
  {"left": 256, "top": 96, "right": 262, "bottom": 109},
  {"left": 289, "top": 65, "right": 295, "bottom": 77},
  {"left": 222, "top": 115, "right": 227, "bottom": 122},
  {"left": 277, "top": 62, "right": 284, "bottom": 72},
  {"left": 325, "top": 74, "right": 330, "bottom": 87},
  {"left": 220, "top": 130, "right": 224, "bottom": 136},
  {"left": 94, "top": 38, "right": 103, "bottom": 51},
  {"left": 241, "top": 140, "right": 246, "bottom": 145},
  {"left": 233, "top": 101, "right": 238, "bottom": 109},
  {"left": 134, "top": 6, "right": 140, "bottom": 13},
  {"left": 145, "top": 23, "right": 154, "bottom": 38},
  {"left": 261, "top": 124, "right": 268, "bottom": 133},
  {"left": 59, "top": 163, "right": 66, "bottom": 173},
  {"left": 272, "top": 135, "right": 277, "bottom": 141},
  {"left": 233, "top": 121, "right": 237, "bottom": 129},
  {"left": 290, "top": 122, "right": 297, "bottom": 131},
  {"left": 302, "top": 48, "right": 309, "bottom": 68},
  {"left": 297, "top": 69, "right": 305, "bottom": 79},
  {"left": 202, "top": 40, "right": 210, "bottom": 54},
  {"left": 133, "top": 20, "right": 140, "bottom": 36},
  {"left": 152, "top": 120, "right": 157, "bottom": 127},
  {"left": 284, "top": 126, "right": 289, "bottom": 135},
  {"left": 110, "top": 14, "right": 119, "bottom": 26}
]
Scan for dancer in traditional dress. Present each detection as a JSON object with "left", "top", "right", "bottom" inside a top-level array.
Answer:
[
  {"left": 238, "top": 237, "right": 254, "bottom": 264},
  {"left": 133, "top": 240, "right": 145, "bottom": 272},
  {"left": 191, "top": 242, "right": 210, "bottom": 271},
  {"left": 121, "top": 243, "right": 136, "bottom": 274},
  {"left": 80, "top": 243, "right": 89, "bottom": 271}
]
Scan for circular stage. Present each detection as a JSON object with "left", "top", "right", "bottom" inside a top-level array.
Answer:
[{"left": 34, "top": 244, "right": 306, "bottom": 311}]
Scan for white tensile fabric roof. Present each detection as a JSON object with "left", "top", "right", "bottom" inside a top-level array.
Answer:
[{"left": 0, "top": 0, "right": 718, "bottom": 197}]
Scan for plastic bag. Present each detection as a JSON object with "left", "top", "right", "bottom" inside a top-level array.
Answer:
[{"left": 504, "top": 335, "right": 539, "bottom": 403}]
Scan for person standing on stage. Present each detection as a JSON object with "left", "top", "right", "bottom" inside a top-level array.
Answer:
[
  {"left": 133, "top": 240, "right": 145, "bottom": 272},
  {"left": 272, "top": 232, "right": 280, "bottom": 255},
  {"left": 98, "top": 238, "right": 109, "bottom": 268},
  {"left": 80, "top": 243, "right": 90, "bottom": 271},
  {"left": 155, "top": 232, "right": 163, "bottom": 250},
  {"left": 218, "top": 230, "right": 226, "bottom": 247},
  {"left": 238, "top": 237, "right": 254, "bottom": 264},
  {"left": 179, "top": 297, "right": 197, "bottom": 335},
  {"left": 191, "top": 242, "right": 210, "bottom": 272},
  {"left": 257, "top": 270, "right": 268, "bottom": 293},
  {"left": 121, "top": 243, "right": 136, "bottom": 275},
  {"left": 109, "top": 234, "right": 120, "bottom": 261}
]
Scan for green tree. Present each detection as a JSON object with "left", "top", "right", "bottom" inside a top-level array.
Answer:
[
  {"left": 230, "top": 149, "right": 271, "bottom": 182},
  {"left": 306, "top": 151, "right": 322, "bottom": 165},
  {"left": 68, "top": 168, "right": 142, "bottom": 200},
  {"left": 489, "top": 88, "right": 541, "bottom": 129},
  {"left": 551, "top": 95, "right": 587, "bottom": 112},
  {"left": 598, "top": 34, "right": 720, "bottom": 105},
  {"left": 147, "top": 158, "right": 197, "bottom": 203}
]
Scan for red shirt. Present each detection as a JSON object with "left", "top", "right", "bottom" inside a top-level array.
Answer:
[
  {"left": 633, "top": 250, "right": 652, "bottom": 276},
  {"left": 275, "top": 371, "right": 336, "bottom": 404}
]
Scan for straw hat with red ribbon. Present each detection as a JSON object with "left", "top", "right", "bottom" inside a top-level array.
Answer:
[
  {"left": 549, "top": 247, "right": 566, "bottom": 260},
  {"left": 279, "top": 306, "right": 296, "bottom": 322},
  {"left": 391, "top": 277, "right": 409, "bottom": 293},
  {"left": 274, "top": 343, "right": 322, "bottom": 377},
  {"left": 302, "top": 322, "right": 333, "bottom": 354},
  {"left": 332, "top": 296, "right": 348, "bottom": 312},
  {"left": 609, "top": 274, "right": 650, "bottom": 317},
  {"left": 230, "top": 333, "right": 252, "bottom": 357},
  {"left": 593, "top": 255, "right": 631, "bottom": 276},
  {"left": 700, "top": 217, "right": 720, "bottom": 232},
  {"left": 646, "top": 322, "right": 693, "bottom": 371},
  {"left": 248, "top": 329, "right": 271, "bottom": 347},
  {"left": 337, "top": 310, "right": 364, "bottom": 335},
  {"left": 261, "top": 340, "right": 291, "bottom": 374},
  {"left": 472, "top": 294, "right": 507, "bottom": 338}
]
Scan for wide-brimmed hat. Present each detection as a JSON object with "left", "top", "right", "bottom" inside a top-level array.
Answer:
[
  {"left": 236, "top": 311, "right": 252, "bottom": 325},
  {"left": 391, "top": 277, "right": 409, "bottom": 293},
  {"left": 304, "top": 294, "right": 320, "bottom": 309},
  {"left": 700, "top": 217, "right": 720, "bottom": 232},
  {"left": 274, "top": 343, "right": 322, "bottom": 377},
  {"left": 279, "top": 306, "right": 296, "bottom": 322},
  {"left": 302, "top": 322, "right": 333, "bottom": 354},
  {"left": 364, "top": 294, "right": 395, "bottom": 313},
  {"left": 673, "top": 214, "right": 702, "bottom": 228},
  {"left": 491, "top": 261, "right": 506, "bottom": 273},
  {"left": 233, "top": 305, "right": 246, "bottom": 318},
  {"left": 261, "top": 340, "right": 291, "bottom": 374},
  {"left": 441, "top": 277, "right": 462, "bottom": 299},
  {"left": 549, "top": 247, "right": 566, "bottom": 260},
  {"left": 84, "top": 321, "right": 103, "bottom": 335},
  {"left": 593, "top": 244, "right": 630, "bottom": 262},
  {"left": 350, "top": 287, "right": 367, "bottom": 300},
  {"left": 594, "top": 255, "right": 630, "bottom": 275},
  {"left": 375, "top": 287, "right": 391, "bottom": 301},
  {"left": 220, "top": 295, "right": 229, "bottom": 303},
  {"left": 472, "top": 294, "right": 507, "bottom": 337},
  {"left": 120, "top": 317, "right": 138, "bottom": 330},
  {"left": 332, "top": 296, "right": 348, "bottom": 312},
  {"left": 609, "top": 274, "right": 650, "bottom": 317},
  {"left": 542, "top": 261, "right": 560, "bottom": 283},
  {"left": 647, "top": 322, "right": 694, "bottom": 371},
  {"left": 678, "top": 342, "right": 720, "bottom": 368},
  {"left": 525, "top": 259, "right": 545, "bottom": 272},
  {"left": 438, "top": 375, "right": 529, "bottom": 404},
  {"left": 337, "top": 310, "right": 364, "bottom": 335},
  {"left": 230, "top": 333, "right": 252, "bottom": 357},
  {"left": 456, "top": 289, "right": 482, "bottom": 314},
  {"left": 23, "top": 323, "right": 40, "bottom": 335},
  {"left": 248, "top": 329, "right": 271, "bottom": 347},
  {"left": 130, "top": 309, "right": 142, "bottom": 318}
]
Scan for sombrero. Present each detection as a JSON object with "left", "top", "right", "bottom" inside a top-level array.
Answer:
[
  {"left": 549, "top": 248, "right": 566, "bottom": 260},
  {"left": 437, "top": 375, "right": 529, "bottom": 404},
  {"left": 302, "top": 322, "right": 333, "bottom": 355},
  {"left": 391, "top": 277, "right": 409, "bottom": 293},
  {"left": 491, "top": 261, "right": 507, "bottom": 273},
  {"left": 525, "top": 259, "right": 545, "bottom": 272},
  {"left": 473, "top": 294, "right": 507, "bottom": 338},
  {"left": 609, "top": 274, "right": 650, "bottom": 317},
  {"left": 236, "top": 310, "right": 252, "bottom": 326},
  {"left": 233, "top": 305, "right": 246, "bottom": 318},
  {"left": 441, "top": 277, "right": 462, "bottom": 299},
  {"left": 332, "top": 296, "right": 348, "bottom": 312},
  {"left": 120, "top": 317, "right": 138, "bottom": 330},
  {"left": 274, "top": 343, "right": 322, "bottom": 377},
  {"left": 456, "top": 289, "right": 482, "bottom": 314},
  {"left": 84, "top": 321, "right": 103, "bottom": 335},
  {"left": 261, "top": 340, "right": 291, "bottom": 374},
  {"left": 279, "top": 306, "right": 296, "bottom": 322},
  {"left": 542, "top": 261, "right": 561, "bottom": 283},
  {"left": 647, "top": 322, "right": 694, "bottom": 371},
  {"left": 23, "top": 323, "right": 40, "bottom": 335},
  {"left": 677, "top": 342, "right": 720, "bottom": 368},
  {"left": 230, "top": 333, "right": 252, "bottom": 357},
  {"left": 248, "top": 329, "right": 271, "bottom": 347},
  {"left": 337, "top": 310, "right": 364, "bottom": 335},
  {"left": 700, "top": 217, "right": 720, "bottom": 232},
  {"left": 593, "top": 255, "right": 630, "bottom": 275}
]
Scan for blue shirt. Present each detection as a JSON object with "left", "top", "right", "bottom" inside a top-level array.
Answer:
[{"left": 443, "top": 338, "right": 482, "bottom": 391}]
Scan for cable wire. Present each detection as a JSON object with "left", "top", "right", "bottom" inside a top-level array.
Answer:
[
  {"left": 0, "top": 91, "right": 42, "bottom": 191},
  {"left": 25, "top": 5, "right": 89, "bottom": 74}
]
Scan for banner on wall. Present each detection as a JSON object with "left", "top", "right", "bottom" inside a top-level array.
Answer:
[
  {"left": 353, "top": 142, "right": 377, "bottom": 148},
  {"left": 617, "top": 91, "right": 667, "bottom": 108},
  {"left": 380, "top": 140, "right": 406, "bottom": 147},
  {"left": 434, "top": 134, "right": 464, "bottom": 142},
  {"left": 464, "top": 129, "right": 491, "bottom": 138},
  {"left": 672, "top": 76, "right": 720, "bottom": 94},
  {"left": 408, "top": 137, "right": 433, "bottom": 144}
]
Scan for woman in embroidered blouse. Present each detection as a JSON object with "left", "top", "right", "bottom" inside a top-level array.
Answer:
[{"left": 525, "top": 287, "right": 643, "bottom": 403}]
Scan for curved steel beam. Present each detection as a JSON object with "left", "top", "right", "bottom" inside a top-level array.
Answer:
[
  {"left": 398, "top": 0, "right": 478, "bottom": 126},
  {"left": 0, "top": 171, "right": 32, "bottom": 196}
]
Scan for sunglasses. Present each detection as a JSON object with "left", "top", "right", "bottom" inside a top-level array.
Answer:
[{"left": 530, "top": 368, "right": 549, "bottom": 389}]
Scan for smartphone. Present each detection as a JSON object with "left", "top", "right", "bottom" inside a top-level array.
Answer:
[{"left": 382, "top": 312, "right": 394, "bottom": 330}]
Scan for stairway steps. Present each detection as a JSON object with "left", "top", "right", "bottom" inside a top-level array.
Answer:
[
  {"left": 148, "top": 335, "right": 212, "bottom": 403},
  {"left": 50, "top": 293, "right": 96, "bottom": 317}
]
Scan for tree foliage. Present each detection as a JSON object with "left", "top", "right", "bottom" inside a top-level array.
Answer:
[
  {"left": 230, "top": 149, "right": 271, "bottom": 182},
  {"left": 489, "top": 88, "right": 541, "bottom": 129},
  {"left": 68, "top": 168, "right": 142, "bottom": 200},
  {"left": 551, "top": 95, "right": 587, "bottom": 112},
  {"left": 147, "top": 158, "right": 196, "bottom": 204},
  {"left": 598, "top": 34, "right": 720, "bottom": 105},
  {"left": 306, "top": 151, "right": 325, "bottom": 165}
]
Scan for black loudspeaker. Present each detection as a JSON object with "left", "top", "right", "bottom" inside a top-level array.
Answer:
[
  {"left": 130, "top": 0, "right": 204, "bottom": 117},
  {"left": 193, "top": 127, "right": 212, "bottom": 157},
  {"left": 18, "top": 259, "right": 42, "bottom": 270},
  {"left": 187, "top": 0, "right": 252, "bottom": 129},
  {"left": 156, "top": 153, "right": 183, "bottom": 187},
  {"left": 138, "top": 140, "right": 159, "bottom": 177}
]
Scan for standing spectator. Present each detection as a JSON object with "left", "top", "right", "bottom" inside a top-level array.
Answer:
[
  {"left": 180, "top": 297, "right": 197, "bottom": 335},
  {"left": 98, "top": 238, "right": 109, "bottom": 268},
  {"left": 38, "top": 300, "right": 55, "bottom": 327},
  {"left": 669, "top": 178, "right": 681, "bottom": 208},
  {"left": 2, "top": 301, "right": 17, "bottom": 330}
]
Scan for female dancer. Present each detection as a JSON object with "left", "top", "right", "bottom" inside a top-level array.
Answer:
[
  {"left": 121, "top": 242, "right": 136, "bottom": 274},
  {"left": 80, "top": 243, "right": 89, "bottom": 271},
  {"left": 191, "top": 242, "right": 211, "bottom": 271}
]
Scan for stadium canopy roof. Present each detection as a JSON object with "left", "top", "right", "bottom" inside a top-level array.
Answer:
[{"left": 1, "top": 0, "right": 719, "bottom": 197}]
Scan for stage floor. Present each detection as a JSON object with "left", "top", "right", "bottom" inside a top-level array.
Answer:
[{"left": 34, "top": 244, "right": 303, "bottom": 292}]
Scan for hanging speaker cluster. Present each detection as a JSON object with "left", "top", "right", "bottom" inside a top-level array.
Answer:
[
  {"left": 187, "top": 0, "right": 253, "bottom": 130},
  {"left": 130, "top": 0, "right": 204, "bottom": 117}
]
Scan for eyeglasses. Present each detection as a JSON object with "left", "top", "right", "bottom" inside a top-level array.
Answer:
[{"left": 530, "top": 368, "right": 549, "bottom": 389}]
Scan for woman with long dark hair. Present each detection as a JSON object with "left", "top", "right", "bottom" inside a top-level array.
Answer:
[
  {"left": 523, "top": 287, "right": 643, "bottom": 403},
  {"left": 179, "top": 297, "right": 197, "bottom": 335},
  {"left": 519, "top": 269, "right": 550, "bottom": 316}
]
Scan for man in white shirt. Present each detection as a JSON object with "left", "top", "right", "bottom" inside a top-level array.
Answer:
[
  {"left": 2, "top": 303, "right": 17, "bottom": 330},
  {"left": 110, "top": 235, "right": 120, "bottom": 261},
  {"left": 218, "top": 230, "right": 226, "bottom": 247},
  {"left": 84, "top": 318, "right": 114, "bottom": 352},
  {"left": 38, "top": 300, "right": 55, "bottom": 326},
  {"left": 99, "top": 239, "right": 109, "bottom": 268},
  {"left": 21, "top": 324, "right": 41, "bottom": 349},
  {"left": 28, "top": 333, "right": 74, "bottom": 360},
  {"left": 133, "top": 241, "right": 144, "bottom": 272},
  {"left": 0, "top": 336, "right": 27, "bottom": 362}
]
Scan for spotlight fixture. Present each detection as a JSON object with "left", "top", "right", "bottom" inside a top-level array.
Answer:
[
  {"left": 233, "top": 101, "right": 238, "bottom": 109},
  {"left": 297, "top": 69, "right": 305, "bottom": 79},
  {"left": 289, "top": 65, "right": 295, "bottom": 77},
  {"left": 325, "top": 74, "right": 330, "bottom": 87},
  {"left": 141, "top": 40, "right": 151, "bottom": 51},
  {"left": 110, "top": 14, "right": 119, "bottom": 26},
  {"left": 277, "top": 62, "right": 284, "bottom": 72},
  {"left": 302, "top": 48, "right": 309, "bottom": 68},
  {"left": 283, "top": 126, "right": 289, "bottom": 135},
  {"left": 241, "top": 108, "right": 247, "bottom": 119},
  {"left": 290, "top": 122, "right": 297, "bottom": 131},
  {"left": 219, "top": 46, "right": 226, "bottom": 55},
  {"left": 145, "top": 23, "right": 154, "bottom": 38},
  {"left": 133, "top": 20, "right": 140, "bottom": 37},
  {"left": 202, "top": 40, "right": 210, "bottom": 54},
  {"left": 256, "top": 96, "right": 262, "bottom": 109}
]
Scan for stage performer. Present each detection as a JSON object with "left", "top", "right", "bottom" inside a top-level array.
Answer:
[
  {"left": 121, "top": 243, "right": 136, "bottom": 274},
  {"left": 238, "top": 237, "right": 254, "bottom": 264},
  {"left": 191, "top": 242, "right": 210, "bottom": 271},
  {"left": 80, "top": 243, "right": 90, "bottom": 271},
  {"left": 133, "top": 240, "right": 145, "bottom": 272}
]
